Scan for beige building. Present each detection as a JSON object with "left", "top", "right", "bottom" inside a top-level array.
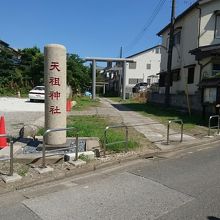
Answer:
[{"left": 154, "top": 0, "right": 220, "bottom": 115}]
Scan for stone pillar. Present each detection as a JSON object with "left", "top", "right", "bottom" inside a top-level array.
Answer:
[{"left": 44, "top": 44, "right": 66, "bottom": 145}]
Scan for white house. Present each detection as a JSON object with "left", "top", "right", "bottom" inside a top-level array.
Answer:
[
  {"left": 105, "top": 45, "right": 161, "bottom": 96},
  {"left": 125, "top": 45, "right": 161, "bottom": 93},
  {"left": 154, "top": 0, "right": 220, "bottom": 115}
]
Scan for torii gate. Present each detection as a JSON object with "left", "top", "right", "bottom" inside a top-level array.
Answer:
[{"left": 85, "top": 57, "right": 135, "bottom": 100}]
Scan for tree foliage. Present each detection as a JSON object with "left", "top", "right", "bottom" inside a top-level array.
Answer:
[
  {"left": 0, "top": 46, "right": 91, "bottom": 95},
  {"left": 67, "top": 54, "right": 91, "bottom": 93}
]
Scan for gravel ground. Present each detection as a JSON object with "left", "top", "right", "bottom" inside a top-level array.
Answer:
[{"left": 0, "top": 98, "right": 44, "bottom": 136}]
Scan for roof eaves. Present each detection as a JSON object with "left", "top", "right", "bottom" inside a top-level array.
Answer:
[
  {"left": 126, "top": 45, "right": 161, "bottom": 58},
  {"left": 157, "top": 0, "right": 200, "bottom": 36}
]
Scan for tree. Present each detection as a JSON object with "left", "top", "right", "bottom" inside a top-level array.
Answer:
[
  {"left": 0, "top": 45, "right": 90, "bottom": 95},
  {"left": 0, "top": 49, "right": 18, "bottom": 92},
  {"left": 19, "top": 47, "right": 44, "bottom": 88},
  {"left": 67, "top": 54, "right": 91, "bottom": 93}
]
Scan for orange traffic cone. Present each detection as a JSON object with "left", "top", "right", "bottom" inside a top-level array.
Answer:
[
  {"left": 0, "top": 116, "right": 7, "bottom": 149},
  {"left": 66, "top": 100, "right": 72, "bottom": 112}
]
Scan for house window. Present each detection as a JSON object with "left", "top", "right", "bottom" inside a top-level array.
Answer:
[
  {"left": 146, "top": 63, "right": 151, "bottom": 69},
  {"left": 129, "top": 62, "right": 136, "bottom": 69},
  {"left": 215, "top": 15, "right": 220, "bottom": 38},
  {"left": 155, "top": 48, "right": 160, "bottom": 54},
  {"left": 129, "top": 78, "right": 142, "bottom": 84},
  {"left": 187, "top": 67, "right": 195, "bottom": 84},
  {"left": 204, "top": 88, "right": 217, "bottom": 103},
  {"left": 173, "top": 31, "right": 181, "bottom": 46},
  {"left": 212, "top": 64, "right": 220, "bottom": 76}
]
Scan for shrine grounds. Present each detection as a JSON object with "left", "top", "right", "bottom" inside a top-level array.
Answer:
[{"left": 0, "top": 95, "right": 217, "bottom": 191}]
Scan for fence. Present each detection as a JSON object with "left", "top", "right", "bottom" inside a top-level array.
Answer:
[
  {"left": 167, "top": 119, "right": 183, "bottom": 145},
  {"left": 208, "top": 115, "right": 220, "bottom": 136},
  {"left": 41, "top": 127, "right": 79, "bottom": 168},
  {"left": 103, "top": 120, "right": 184, "bottom": 156},
  {"left": 0, "top": 134, "right": 14, "bottom": 176}
]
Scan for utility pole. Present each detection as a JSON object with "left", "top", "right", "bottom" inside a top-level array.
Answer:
[
  {"left": 119, "top": 46, "right": 123, "bottom": 97},
  {"left": 165, "top": 0, "right": 176, "bottom": 107},
  {"left": 120, "top": 46, "right": 123, "bottom": 58}
]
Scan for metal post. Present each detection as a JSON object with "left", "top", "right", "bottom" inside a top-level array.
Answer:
[
  {"left": 92, "top": 60, "right": 96, "bottom": 100},
  {"left": 208, "top": 117, "right": 211, "bottom": 136},
  {"left": 74, "top": 133, "right": 79, "bottom": 161},
  {"left": 167, "top": 121, "right": 170, "bottom": 144},
  {"left": 118, "top": 71, "right": 122, "bottom": 97},
  {"left": 122, "top": 61, "right": 127, "bottom": 100},
  {"left": 103, "top": 84, "right": 105, "bottom": 95},
  {"left": 125, "top": 126, "right": 128, "bottom": 152},
  {"left": 180, "top": 122, "right": 183, "bottom": 142},
  {"left": 9, "top": 140, "right": 14, "bottom": 176},
  {"left": 218, "top": 116, "right": 220, "bottom": 135},
  {"left": 42, "top": 133, "right": 47, "bottom": 168},
  {"left": 103, "top": 129, "right": 107, "bottom": 157}
]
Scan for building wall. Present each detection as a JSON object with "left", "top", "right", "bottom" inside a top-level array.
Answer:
[
  {"left": 160, "top": 7, "right": 200, "bottom": 95},
  {"left": 150, "top": 91, "right": 202, "bottom": 112},
  {"left": 199, "top": 0, "right": 220, "bottom": 46},
  {"left": 126, "top": 46, "right": 161, "bottom": 90},
  {"left": 159, "top": 0, "right": 220, "bottom": 97}
]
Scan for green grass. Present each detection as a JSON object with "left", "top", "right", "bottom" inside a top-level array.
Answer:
[
  {"left": 67, "top": 115, "right": 139, "bottom": 153},
  {"left": 73, "top": 96, "right": 100, "bottom": 110},
  {"left": 38, "top": 115, "right": 139, "bottom": 153},
  {"left": 17, "top": 165, "right": 29, "bottom": 177}
]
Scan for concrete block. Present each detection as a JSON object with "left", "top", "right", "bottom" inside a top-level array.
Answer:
[
  {"left": 35, "top": 166, "right": 54, "bottom": 174},
  {"left": 64, "top": 151, "right": 95, "bottom": 162},
  {"left": 86, "top": 139, "right": 100, "bottom": 151},
  {"left": 68, "top": 159, "right": 86, "bottom": 167},
  {"left": 71, "top": 101, "right": 77, "bottom": 107},
  {"left": 1, "top": 173, "right": 22, "bottom": 183},
  {"left": 19, "top": 125, "right": 38, "bottom": 139},
  {"left": 0, "top": 142, "right": 23, "bottom": 158}
]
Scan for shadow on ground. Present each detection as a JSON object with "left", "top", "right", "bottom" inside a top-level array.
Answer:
[{"left": 207, "top": 216, "right": 220, "bottom": 220}]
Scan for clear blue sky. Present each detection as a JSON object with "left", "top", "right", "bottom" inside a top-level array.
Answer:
[{"left": 1, "top": 0, "right": 197, "bottom": 58}]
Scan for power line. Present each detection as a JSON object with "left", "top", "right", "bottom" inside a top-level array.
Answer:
[{"left": 124, "top": 0, "right": 167, "bottom": 54}]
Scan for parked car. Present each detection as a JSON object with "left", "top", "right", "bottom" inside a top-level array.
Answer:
[
  {"left": 132, "top": 82, "right": 148, "bottom": 93},
  {"left": 29, "top": 86, "right": 45, "bottom": 102}
]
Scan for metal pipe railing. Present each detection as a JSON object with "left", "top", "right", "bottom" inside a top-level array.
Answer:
[
  {"left": 41, "top": 127, "right": 79, "bottom": 168},
  {"left": 0, "top": 134, "right": 14, "bottom": 176},
  {"left": 208, "top": 115, "right": 220, "bottom": 136},
  {"left": 103, "top": 121, "right": 171, "bottom": 156},
  {"left": 167, "top": 119, "right": 183, "bottom": 145},
  {"left": 103, "top": 124, "right": 128, "bottom": 157}
]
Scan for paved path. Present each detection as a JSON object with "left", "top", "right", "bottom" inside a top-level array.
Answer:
[{"left": 0, "top": 97, "right": 44, "bottom": 137}]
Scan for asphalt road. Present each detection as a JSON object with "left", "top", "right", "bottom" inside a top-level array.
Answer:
[
  {"left": 0, "top": 97, "right": 44, "bottom": 136},
  {"left": 0, "top": 142, "right": 219, "bottom": 220}
]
